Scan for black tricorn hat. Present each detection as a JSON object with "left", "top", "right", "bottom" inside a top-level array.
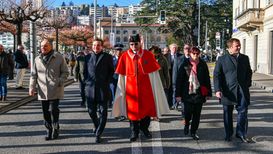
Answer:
[
  {"left": 114, "top": 44, "right": 124, "bottom": 50},
  {"left": 129, "top": 34, "right": 141, "bottom": 42}
]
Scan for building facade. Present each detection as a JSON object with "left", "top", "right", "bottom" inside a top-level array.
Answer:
[
  {"left": 97, "top": 18, "right": 168, "bottom": 49},
  {"left": 233, "top": 0, "right": 273, "bottom": 74}
]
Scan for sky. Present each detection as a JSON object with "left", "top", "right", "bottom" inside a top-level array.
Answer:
[{"left": 51, "top": 0, "right": 142, "bottom": 7}]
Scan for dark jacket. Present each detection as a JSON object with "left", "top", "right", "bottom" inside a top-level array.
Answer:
[
  {"left": 7, "top": 52, "right": 15, "bottom": 79},
  {"left": 74, "top": 53, "right": 86, "bottom": 81},
  {"left": 0, "top": 51, "right": 11, "bottom": 75},
  {"left": 165, "top": 52, "right": 183, "bottom": 88},
  {"left": 156, "top": 54, "right": 170, "bottom": 89},
  {"left": 14, "top": 49, "right": 28, "bottom": 69},
  {"left": 176, "top": 58, "right": 212, "bottom": 103},
  {"left": 213, "top": 53, "right": 252, "bottom": 105},
  {"left": 84, "top": 52, "right": 114, "bottom": 102}
]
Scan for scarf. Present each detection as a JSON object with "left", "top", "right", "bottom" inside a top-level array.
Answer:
[{"left": 188, "top": 59, "right": 200, "bottom": 94}]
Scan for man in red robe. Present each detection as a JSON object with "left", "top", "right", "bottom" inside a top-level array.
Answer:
[{"left": 112, "top": 34, "right": 170, "bottom": 142}]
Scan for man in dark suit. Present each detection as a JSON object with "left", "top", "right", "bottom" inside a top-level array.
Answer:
[
  {"left": 165, "top": 43, "right": 183, "bottom": 109},
  {"left": 213, "top": 38, "right": 252, "bottom": 143},
  {"left": 173, "top": 44, "right": 191, "bottom": 115},
  {"left": 84, "top": 38, "right": 114, "bottom": 143}
]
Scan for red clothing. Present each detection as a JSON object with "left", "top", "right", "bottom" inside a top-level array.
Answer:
[{"left": 115, "top": 49, "right": 160, "bottom": 120}]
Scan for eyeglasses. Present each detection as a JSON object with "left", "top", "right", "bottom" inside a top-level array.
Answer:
[
  {"left": 184, "top": 47, "right": 190, "bottom": 50},
  {"left": 130, "top": 42, "right": 139, "bottom": 46},
  {"left": 191, "top": 52, "right": 200, "bottom": 55}
]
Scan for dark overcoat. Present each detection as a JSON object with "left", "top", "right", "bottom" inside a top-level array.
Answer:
[
  {"left": 84, "top": 52, "right": 114, "bottom": 102},
  {"left": 213, "top": 53, "right": 252, "bottom": 105}
]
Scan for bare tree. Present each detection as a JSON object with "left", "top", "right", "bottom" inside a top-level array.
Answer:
[
  {"left": 0, "top": 1, "right": 47, "bottom": 46},
  {"left": 37, "top": 15, "right": 71, "bottom": 52}
]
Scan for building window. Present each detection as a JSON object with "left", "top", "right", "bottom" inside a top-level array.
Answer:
[
  {"left": 116, "top": 37, "right": 120, "bottom": 43},
  {"left": 123, "top": 37, "right": 128, "bottom": 42},
  {"left": 116, "top": 30, "right": 120, "bottom": 35},
  {"left": 132, "top": 30, "right": 137, "bottom": 34},
  {"left": 123, "top": 30, "right": 128, "bottom": 34},
  {"left": 104, "top": 30, "right": 109, "bottom": 34}
]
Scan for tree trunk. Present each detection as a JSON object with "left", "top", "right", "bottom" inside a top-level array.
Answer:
[
  {"left": 16, "top": 23, "right": 23, "bottom": 45},
  {"left": 56, "top": 28, "right": 59, "bottom": 52}
]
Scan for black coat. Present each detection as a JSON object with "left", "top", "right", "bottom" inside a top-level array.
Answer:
[
  {"left": 176, "top": 58, "right": 212, "bottom": 103},
  {"left": 84, "top": 52, "right": 114, "bottom": 102},
  {"left": 14, "top": 50, "right": 28, "bottom": 69},
  {"left": 213, "top": 53, "right": 252, "bottom": 105}
]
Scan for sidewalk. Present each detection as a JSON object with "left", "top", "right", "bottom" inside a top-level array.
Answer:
[
  {"left": 252, "top": 73, "right": 273, "bottom": 93},
  {"left": 0, "top": 70, "right": 74, "bottom": 113}
]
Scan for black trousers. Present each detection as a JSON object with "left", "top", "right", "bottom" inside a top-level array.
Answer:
[
  {"left": 86, "top": 99, "right": 108, "bottom": 137},
  {"left": 130, "top": 116, "right": 151, "bottom": 134},
  {"left": 184, "top": 101, "right": 203, "bottom": 134},
  {"left": 79, "top": 76, "right": 86, "bottom": 104},
  {"left": 41, "top": 99, "right": 60, "bottom": 128}
]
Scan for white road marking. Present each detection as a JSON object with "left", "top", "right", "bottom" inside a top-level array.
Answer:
[
  {"left": 151, "top": 120, "right": 163, "bottom": 154},
  {"left": 131, "top": 137, "right": 142, "bottom": 154}
]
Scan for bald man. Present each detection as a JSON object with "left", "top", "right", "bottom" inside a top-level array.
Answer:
[{"left": 29, "top": 39, "right": 69, "bottom": 140}]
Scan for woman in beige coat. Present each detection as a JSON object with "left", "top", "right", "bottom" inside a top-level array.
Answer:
[{"left": 29, "top": 39, "right": 69, "bottom": 140}]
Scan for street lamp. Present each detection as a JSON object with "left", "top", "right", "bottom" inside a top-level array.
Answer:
[
  {"left": 93, "top": 0, "right": 97, "bottom": 39},
  {"left": 197, "top": 0, "right": 200, "bottom": 47}
]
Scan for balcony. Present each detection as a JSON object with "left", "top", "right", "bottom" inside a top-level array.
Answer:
[{"left": 235, "top": 8, "right": 264, "bottom": 32}]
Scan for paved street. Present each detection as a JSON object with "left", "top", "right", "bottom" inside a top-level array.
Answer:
[{"left": 0, "top": 81, "right": 272, "bottom": 154}]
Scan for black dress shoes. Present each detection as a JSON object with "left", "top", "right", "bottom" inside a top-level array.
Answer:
[
  {"left": 142, "top": 129, "right": 152, "bottom": 139},
  {"left": 184, "top": 125, "right": 189, "bottom": 135},
  {"left": 225, "top": 137, "right": 232, "bottom": 142},
  {"left": 95, "top": 136, "right": 102, "bottom": 143},
  {"left": 130, "top": 133, "right": 139, "bottom": 142},
  {"left": 45, "top": 129, "right": 52, "bottom": 141},
  {"left": 191, "top": 133, "right": 199, "bottom": 140},
  {"left": 236, "top": 134, "right": 250, "bottom": 143}
]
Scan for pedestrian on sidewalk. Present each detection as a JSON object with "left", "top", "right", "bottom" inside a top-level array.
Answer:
[
  {"left": 112, "top": 34, "right": 170, "bottom": 142},
  {"left": 7, "top": 49, "right": 15, "bottom": 80},
  {"left": 74, "top": 49, "right": 89, "bottom": 107},
  {"left": 0, "top": 44, "right": 13, "bottom": 101},
  {"left": 29, "top": 39, "right": 69, "bottom": 141},
  {"left": 14, "top": 45, "right": 28, "bottom": 89},
  {"left": 83, "top": 38, "right": 114, "bottom": 143},
  {"left": 213, "top": 38, "right": 252, "bottom": 143},
  {"left": 175, "top": 47, "right": 212, "bottom": 140},
  {"left": 166, "top": 43, "right": 183, "bottom": 110}
]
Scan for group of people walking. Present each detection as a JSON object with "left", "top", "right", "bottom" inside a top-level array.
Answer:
[
  {"left": 25, "top": 34, "right": 252, "bottom": 144},
  {"left": 0, "top": 44, "right": 29, "bottom": 102}
]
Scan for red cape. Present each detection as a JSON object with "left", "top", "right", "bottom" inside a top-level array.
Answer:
[{"left": 115, "top": 49, "right": 160, "bottom": 120}]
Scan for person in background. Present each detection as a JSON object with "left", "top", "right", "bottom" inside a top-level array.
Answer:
[
  {"left": 7, "top": 49, "right": 15, "bottom": 80},
  {"left": 84, "top": 38, "right": 114, "bottom": 143},
  {"left": 69, "top": 52, "right": 76, "bottom": 76},
  {"left": 213, "top": 38, "right": 252, "bottom": 143},
  {"left": 0, "top": 44, "right": 13, "bottom": 101},
  {"left": 176, "top": 47, "right": 212, "bottom": 140},
  {"left": 74, "top": 49, "right": 89, "bottom": 107},
  {"left": 173, "top": 43, "right": 191, "bottom": 118},
  {"left": 112, "top": 34, "right": 170, "bottom": 142},
  {"left": 163, "top": 47, "right": 170, "bottom": 56},
  {"left": 14, "top": 45, "right": 28, "bottom": 89},
  {"left": 149, "top": 45, "right": 170, "bottom": 99},
  {"left": 166, "top": 43, "right": 183, "bottom": 110},
  {"left": 29, "top": 39, "right": 69, "bottom": 141}
]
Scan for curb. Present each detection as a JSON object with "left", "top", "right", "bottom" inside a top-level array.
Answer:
[{"left": 252, "top": 81, "right": 273, "bottom": 93}]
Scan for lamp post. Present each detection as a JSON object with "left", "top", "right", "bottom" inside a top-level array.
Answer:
[
  {"left": 93, "top": 0, "right": 97, "bottom": 39},
  {"left": 197, "top": 0, "right": 200, "bottom": 47}
]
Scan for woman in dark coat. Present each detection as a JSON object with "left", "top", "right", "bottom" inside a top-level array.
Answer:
[{"left": 175, "top": 47, "right": 212, "bottom": 140}]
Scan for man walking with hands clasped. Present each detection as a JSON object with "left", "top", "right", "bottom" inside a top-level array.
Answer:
[{"left": 213, "top": 38, "right": 252, "bottom": 143}]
